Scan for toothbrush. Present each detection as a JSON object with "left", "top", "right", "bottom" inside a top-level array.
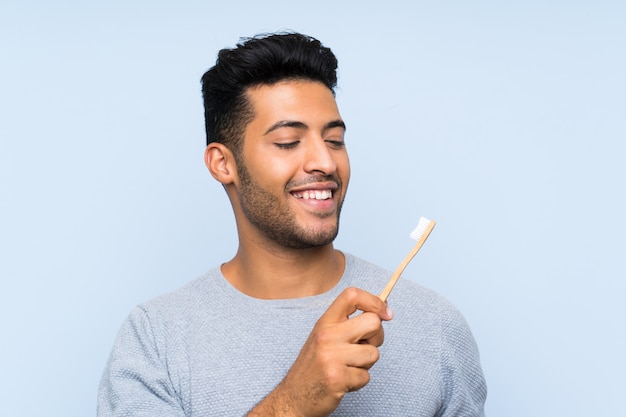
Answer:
[{"left": 378, "top": 217, "right": 436, "bottom": 302}]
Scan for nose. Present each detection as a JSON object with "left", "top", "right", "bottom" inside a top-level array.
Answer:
[{"left": 302, "top": 137, "right": 337, "bottom": 176}]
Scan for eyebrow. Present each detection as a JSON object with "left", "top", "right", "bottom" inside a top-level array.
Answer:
[{"left": 263, "top": 119, "right": 346, "bottom": 135}]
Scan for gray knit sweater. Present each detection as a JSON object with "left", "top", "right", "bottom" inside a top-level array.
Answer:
[{"left": 98, "top": 253, "right": 486, "bottom": 416}]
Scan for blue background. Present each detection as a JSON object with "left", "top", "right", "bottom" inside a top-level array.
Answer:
[{"left": 1, "top": 1, "right": 625, "bottom": 416}]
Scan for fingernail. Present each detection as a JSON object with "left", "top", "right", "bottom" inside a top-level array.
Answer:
[{"left": 386, "top": 306, "right": 394, "bottom": 319}]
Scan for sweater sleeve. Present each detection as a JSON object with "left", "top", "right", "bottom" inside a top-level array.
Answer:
[
  {"left": 438, "top": 305, "right": 487, "bottom": 417},
  {"left": 97, "top": 306, "right": 186, "bottom": 417}
]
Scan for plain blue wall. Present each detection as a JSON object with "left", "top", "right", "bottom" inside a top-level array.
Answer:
[{"left": 1, "top": 1, "right": 625, "bottom": 416}]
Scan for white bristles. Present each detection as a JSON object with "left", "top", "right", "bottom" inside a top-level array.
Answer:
[{"left": 410, "top": 217, "right": 431, "bottom": 241}]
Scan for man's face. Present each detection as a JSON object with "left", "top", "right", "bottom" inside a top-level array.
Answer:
[{"left": 235, "top": 80, "right": 350, "bottom": 249}]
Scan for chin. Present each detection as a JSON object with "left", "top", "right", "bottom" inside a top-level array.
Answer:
[
  {"left": 296, "top": 226, "right": 340, "bottom": 248},
  {"left": 275, "top": 223, "right": 339, "bottom": 249}
]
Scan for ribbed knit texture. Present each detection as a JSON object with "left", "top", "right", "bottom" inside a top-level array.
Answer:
[{"left": 98, "top": 253, "right": 486, "bottom": 416}]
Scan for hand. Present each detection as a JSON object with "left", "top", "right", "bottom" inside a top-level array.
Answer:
[{"left": 247, "top": 287, "right": 393, "bottom": 417}]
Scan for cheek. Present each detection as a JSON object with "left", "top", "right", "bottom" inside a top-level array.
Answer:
[{"left": 247, "top": 154, "right": 296, "bottom": 190}]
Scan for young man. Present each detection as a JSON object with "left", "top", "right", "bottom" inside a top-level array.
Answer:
[{"left": 98, "top": 32, "right": 487, "bottom": 416}]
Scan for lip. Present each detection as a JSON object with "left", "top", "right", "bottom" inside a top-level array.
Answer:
[{"left": 288, "top": 181, "right": 339, "bottom": 193}]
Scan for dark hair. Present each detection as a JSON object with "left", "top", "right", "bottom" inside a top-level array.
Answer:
[{"left": 201, "top": 32, "right": 339, "bottom": 151}]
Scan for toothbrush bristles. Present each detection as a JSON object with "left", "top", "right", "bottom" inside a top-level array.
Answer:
[{"left": 410, "top": 217, "right": 431, "bottom": 241}]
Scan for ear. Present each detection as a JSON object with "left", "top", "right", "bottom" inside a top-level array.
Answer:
[{"left": 204, "top": 143, "right": 237, "bottom": 185}]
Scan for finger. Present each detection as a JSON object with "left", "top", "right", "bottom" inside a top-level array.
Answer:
[
  {"left": 342, "top": 343, "right": 380, "bottom": 370},
  {"left": 322, "top": 287, "right": 393, "bottom": 324},
  {"left": 344, "top": 366, "right": 373, "bottom": 393},
  {"left": 349, "top": 312, "right": 385, "bottom": 346},
  {"left": 332, "top": 311, "right": 384, "bottom": 346}
]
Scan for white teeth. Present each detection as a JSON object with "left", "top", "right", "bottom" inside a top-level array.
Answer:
[{"left": 296, "top": 190, "right": 332, "bottom": 200}]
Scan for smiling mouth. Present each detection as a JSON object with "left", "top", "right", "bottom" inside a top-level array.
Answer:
[{"left": 290, "top": 189, "right": 333, "bottom": 200}]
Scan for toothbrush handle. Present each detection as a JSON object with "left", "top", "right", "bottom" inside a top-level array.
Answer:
[{"left": 378, "top": 220, "right": 436, "bottom": 302}]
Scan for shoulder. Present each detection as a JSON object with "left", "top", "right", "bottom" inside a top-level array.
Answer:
[
  {"left": 125, "top": 268, "right": 224, "bottom": 330},
  {"left": 344, "top": 255, "right": 487, "bottom": 413},
  {"left": 146, "top": 267, "right": 222, "bottom": 306}
]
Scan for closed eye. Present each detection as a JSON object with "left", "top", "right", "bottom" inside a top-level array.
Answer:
[
  {"left": 275, "top": 141, "right": 300, "bottom": 150},
  {"left": 326, "top": 140, "right": 345, "bottom": 149}
]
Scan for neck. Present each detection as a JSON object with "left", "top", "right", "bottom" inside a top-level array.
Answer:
[{"left": 221, "top": 240, "right": 345, "bottom": 300}]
